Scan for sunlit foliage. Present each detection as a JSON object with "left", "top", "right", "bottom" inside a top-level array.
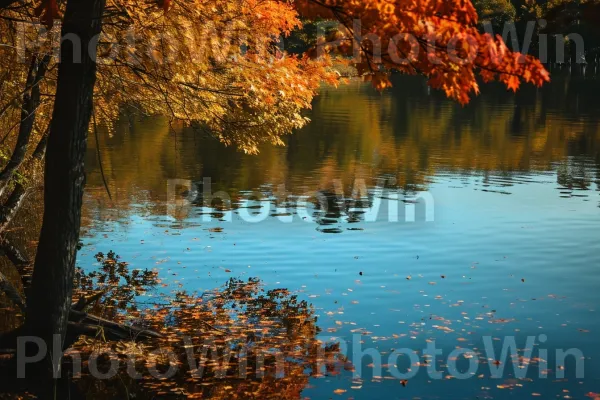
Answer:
[
  {"left": 1, "top": 0, "right": 550, "bottom": 158},
  {"left": 473, "top": 0, "right": 517, "bottom": 28},
  {"left": 294, "top": 0, "right": 549, "bottom": 102}
]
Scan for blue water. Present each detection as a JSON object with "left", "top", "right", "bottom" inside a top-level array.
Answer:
[{"left": 81, "top": 75, "right": 600, "bottom": 399}]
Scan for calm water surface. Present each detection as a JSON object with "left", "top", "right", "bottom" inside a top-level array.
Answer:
[{"left": 81, "top": 73, "right": 600, "bottom": 399}]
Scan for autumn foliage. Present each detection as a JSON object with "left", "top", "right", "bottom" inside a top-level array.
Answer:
[
  {"left": 295, "top": 0, "right": 549, "bottom": 103},
  {"left": 1, "top": 0, "right": 550, "bottom": 158},
  {"left": 0, "top": 0, "right": 554, "bottom": 397}
]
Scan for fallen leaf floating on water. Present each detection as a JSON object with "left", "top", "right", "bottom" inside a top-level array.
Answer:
[
  {"left": 333, "top": 389, "right": 347, "bottom": 395},
  {"left": 400, "top": 379, "right": 408, "bottom": 387}
]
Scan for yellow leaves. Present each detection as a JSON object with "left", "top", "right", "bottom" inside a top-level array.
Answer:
[
  {"left": 9, "top": 0, "right": 550, "bottom": 168},
  {"left": 77, "top": 0, "right": 343, "bottom": 155}
]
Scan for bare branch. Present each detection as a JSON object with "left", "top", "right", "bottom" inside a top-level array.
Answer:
[
  {"left": 68, "top": 309, "right": 163, "bottom": 341},
  {"left": 0, "top": 269, "right": 25, "bottom": 312},
  {"left": 0, "top": 183, "right": 29, "bottom": 235},
  {"left": 0, "top": 55, "right": 50, "bottom": 197},
  {"left": 0, "top": 239, "right": 30, "bottom": 268},
  {"left": 72, "top": 289, "right": 107, "bottom": 311}
]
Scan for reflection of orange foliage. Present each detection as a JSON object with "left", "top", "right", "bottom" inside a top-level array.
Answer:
[{"left": 71, "top": 274, "right": 345, "bottom": 399}]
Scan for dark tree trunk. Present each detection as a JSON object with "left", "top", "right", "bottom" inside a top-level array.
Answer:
[{"left": 25, "top": 0, "right": 106, "bottom": 374}]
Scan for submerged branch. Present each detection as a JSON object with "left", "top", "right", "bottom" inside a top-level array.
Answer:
[{"left": 65, "top": 309, "right": 163, "bottom": 349}]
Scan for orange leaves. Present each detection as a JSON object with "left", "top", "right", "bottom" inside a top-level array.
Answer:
[
  {"left": 34, "top": 0, "right": 60, "bottom": 28},
  {"left": 504, "top": 75, "right": 520, "bottom": 92},
  {"left": 294, "top": 0, "right": 549, "bottom": 103},
  {"left": 367, "top": 72, "right": 392, "bottom": 91}
]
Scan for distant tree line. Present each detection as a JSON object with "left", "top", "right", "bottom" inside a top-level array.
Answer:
[{"left": 474, "top": 0, "right": 600, "bottom": 63}]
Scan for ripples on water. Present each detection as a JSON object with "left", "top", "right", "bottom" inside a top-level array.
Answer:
[{"left": 81, "top": 73, "right": 600, "bottom": 399}]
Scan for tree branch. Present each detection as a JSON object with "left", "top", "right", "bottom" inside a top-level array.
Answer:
[
  {"left": 0, "top": 182, "right": 29, "bottom": 235},
  {"left": 72, "top": 289, "right": 107, "bottom": 311},
  {"left": 0, "top": 55, "right": 50, "bottom": 198},
  {"left": 65, "top": 309, "right": 163, "bottom": 348},
  {"left": 0, "top": 269, "right": 25, "bottom": 312},
  {"left": 0, "top": 239, "right": 30, "bottom": 268}
]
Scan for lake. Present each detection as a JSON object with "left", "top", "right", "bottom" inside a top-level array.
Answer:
[{"left": 81, "top": 72, "right": 600, "bottom": 399}]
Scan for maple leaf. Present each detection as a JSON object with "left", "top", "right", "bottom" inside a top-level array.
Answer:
[{"left": 506, "top": 75, "right": 520, "bottom": 92}]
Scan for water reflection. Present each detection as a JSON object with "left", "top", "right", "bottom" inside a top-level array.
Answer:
[
  {"left": 79, "top": 73, "right": 600, "bottom": 400},
  {"left": 70, "top": 254, "right": 343, "bottom": 400},
  {"left": 85, "top": 72, "right": 600, "bottom": 226}
]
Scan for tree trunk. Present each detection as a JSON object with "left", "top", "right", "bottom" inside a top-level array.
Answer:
[{"left": 25, "top": 0, "right": 106, "bottom": 373}]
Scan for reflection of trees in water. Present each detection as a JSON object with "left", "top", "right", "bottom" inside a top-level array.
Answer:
[
  {"left": 74, "top": 280, "right": 343, "bottom": 399},
  {"left": 180, "top": 178, "right": 430, "bottom": 232},
  {"left": 1, "top": 252, "right": 345, "bottom": 399},
  {"left": 556, "top": 159, "right": 600, "bottom": 207},
  {"left": 82, "top": 75, "right": 600, "bottom": 220},
  {"left": 0, "top": 190, "right": 43, "bottom": 334}
]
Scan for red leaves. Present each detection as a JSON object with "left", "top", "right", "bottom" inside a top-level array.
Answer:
[
  {"left": 295, "top": 0, "right": 549, "bottom": 103},
  {"left": 34, "top": 0, "right": 60, "bottom": 28}
]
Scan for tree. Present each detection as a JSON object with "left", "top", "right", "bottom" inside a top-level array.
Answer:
[
  {"left": 23, "top": 0, "right": 108, "bottom": 378},
  {"left": 294, "top": 0, "right": 548, "bottom": 101},
  {"left": 0, "top": 0, "right": 549, "bottom": 388},
  {"left": 473, "top": 0, "right": 517, "bottom": 31},
  {"left": 545, "top": 0, "right": 600, "bottom": 61}
]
